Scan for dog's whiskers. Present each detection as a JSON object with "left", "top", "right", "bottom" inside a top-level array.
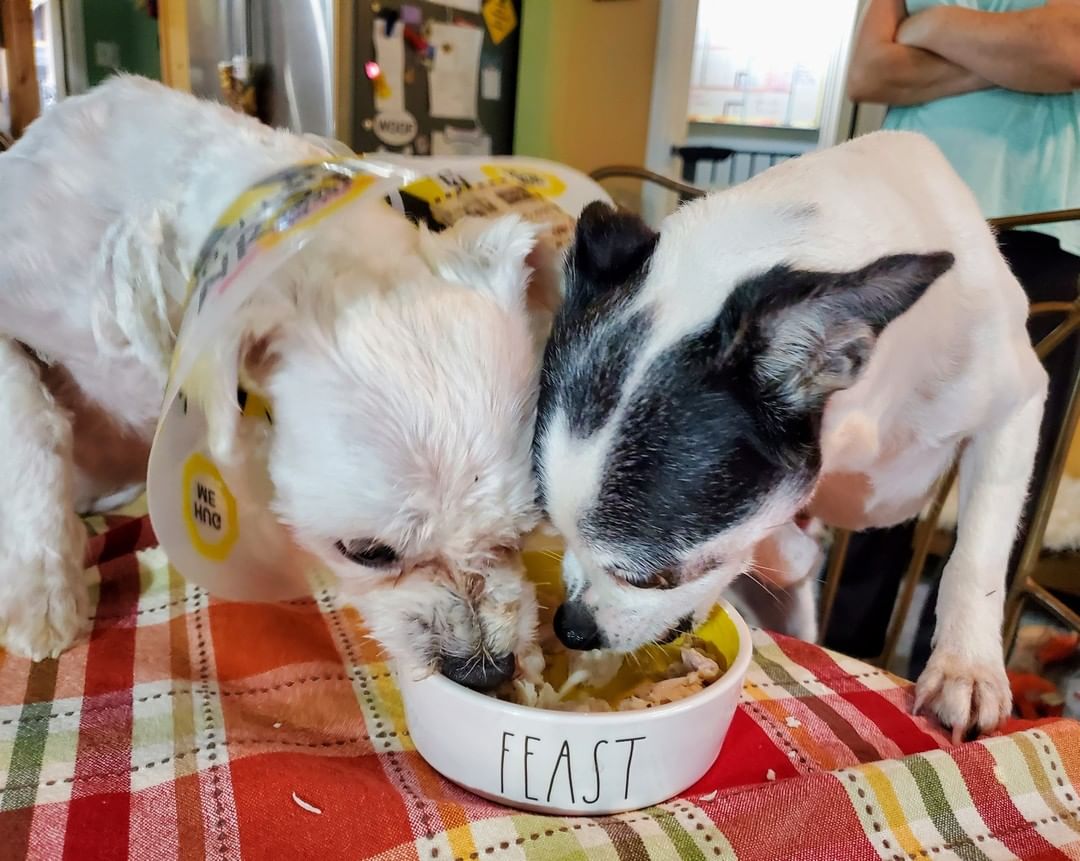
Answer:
[{"left": 744, "top": 570, "right": 785, "bottom": 609}]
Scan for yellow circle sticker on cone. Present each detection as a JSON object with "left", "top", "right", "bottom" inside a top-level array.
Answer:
[{"left": 182, "top": 453, "right": 239, "bottom": 562}]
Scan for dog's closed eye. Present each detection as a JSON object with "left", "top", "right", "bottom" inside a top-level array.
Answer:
[
  {"left": 335, "top": 539, "right": 399, "bottom": 567},
  {"left": 626, "top": 569, "right": 678, "bottom": 590}
]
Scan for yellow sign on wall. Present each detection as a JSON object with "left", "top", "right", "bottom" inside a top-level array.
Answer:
[{"left": 483, "top": 0, "right": 518, "bottom": 46}]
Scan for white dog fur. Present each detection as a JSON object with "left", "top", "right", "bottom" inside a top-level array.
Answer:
[
  {"left": 535, "top": 131, "right": 1048, "bottom": 738},
  {"left": 0, "top": 76, "right": 544, "bottom": 689}
]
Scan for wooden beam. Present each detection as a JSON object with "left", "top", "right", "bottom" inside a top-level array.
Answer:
[
  {"left": 157, "top": 0, "right": 190, "bottom": 92},
  {"left": 1, "top": 0, "right": 41, "bottom": 137},
  {"left": 332, "top": 0, "right": 354, "bottom": 148}
]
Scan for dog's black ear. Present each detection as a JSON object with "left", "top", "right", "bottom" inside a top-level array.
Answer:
[
  {"left": 569, "top": 201, "right": 659, "bottom": 291},
  {"left": 733, "top": 251, "right": 954, "bottom": 410}
]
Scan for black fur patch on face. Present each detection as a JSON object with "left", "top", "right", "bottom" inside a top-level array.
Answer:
[
  {"left": 562, "top": 250, "right": 951, "bottom": 576},
  {"left": 552, "top": 309, "right": 650, "bottom": 441},
  {"left": 533, "top": 203, "right": 660, "bottom": 502},
  {"left": 582, "top": 315, "right": 820, "bottom": 576}
]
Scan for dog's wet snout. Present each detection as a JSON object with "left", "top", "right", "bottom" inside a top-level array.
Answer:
[
  {"left": 440, "top": 651, "right": 516, "bottom": 691},
  {"left": 553, "top": 601, "right": 603, "bottom": 651}
]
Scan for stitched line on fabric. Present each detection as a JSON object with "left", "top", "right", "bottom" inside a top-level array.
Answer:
[
  {"left": 0, "top": 734, "right": 377, "bottom": 793},
  {"left": 0, "top": 672, "right": 396, "bottom": 726},
  {"left": 193, "top": 587, "right": 230, "bottom": 860},
  {"left": 90, "top": 594, "right": 317, "bottom": 621},
  {"left": 1039, "top": 734, "right": 1078, "bottom": 801},
  {"left": 742, "top": 700, "right": 813, "bottom": 768},
  {"left": 900, "top": 810, "right": 1080, "bottom": 860},
  {"left": 429, "top": 802, "right": 720, "bottom": 860},
  {"left": 316, "top": 587, "right": 442, "bottom": 840},
  {"left": 840, "top": 757, "right": 1080, "bottom": 861},
  {"left": 740, "top": 669, "right": 897, "bottom": 693}
]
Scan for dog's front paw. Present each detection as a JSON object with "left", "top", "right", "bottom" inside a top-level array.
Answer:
[
  {"left": 0, "top": 535, "right": 90, "bottom": 661},
  {"left": 915, "top": 649, "right": 1011, "bottom": 744}
]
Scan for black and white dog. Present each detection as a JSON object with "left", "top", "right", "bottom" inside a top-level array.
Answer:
[{"left": 533, "top": 131, "right": 1047, "bottom": 738}]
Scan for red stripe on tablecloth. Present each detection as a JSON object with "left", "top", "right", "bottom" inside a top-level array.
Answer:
[
  {"left": 229, "top": 752, "right": 416, "bottom": 859},
  {"left": 688, "top": 707, "right": 798, "bottom": 793},
  {"left": 62, "top": 548, "right": 141, "bottom": 860},
  {"left": 85, "top": 516, "right": 157, "bottom": 568},
  {"left": 753, "top": 646, "right": 886, "bottom": 765},
  {"left": 839, "top": 688, "right": 943, "bottom": 756},
  {"left": 770, "top": 634, "right": 888, "bottom": 695},
  {"left": 707, "top": 772, "right": 878, "bottom": 860},
  {"left": 773, "top": 635, "right": 945, "bottom": 754},
  {"left": 953, "top": 741, "right": 1071, "bottom": 860}
]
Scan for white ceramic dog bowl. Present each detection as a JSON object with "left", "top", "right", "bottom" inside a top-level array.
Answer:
[{"left": 396, "top": 598, "right": 752, "bottom": 815}]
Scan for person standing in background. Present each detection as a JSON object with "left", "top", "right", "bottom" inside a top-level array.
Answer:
[{"left": 826, "top": 0, "right": 1080, "bottom": 672}]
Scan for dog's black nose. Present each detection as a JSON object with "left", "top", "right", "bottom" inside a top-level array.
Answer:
[
  {"left": 554, "top": 601, "right": 603, "bottom": 651},
  {"left": 440, "top": 651, "right": 516, "bottom": 691}
]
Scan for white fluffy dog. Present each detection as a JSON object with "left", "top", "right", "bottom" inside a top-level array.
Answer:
[
  {"left": 533, "top": 132, "right": 1048, "bottom": 738},
  {"left": 0, "top": 76, "right": 544, "bottom": 690}
]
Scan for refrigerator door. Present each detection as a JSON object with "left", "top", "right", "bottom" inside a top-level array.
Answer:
[
  {"left": 186, "top": 0, "right": 337, "bottom": 139},
  {"left": 250, "top": 0, "right": 335, "bottom": 138},
  {"left": 186, "top": 0, "right": 233, "bottom": 101},
  {"left": 32, "top": 0, "right": 65, "bottom": 108}
]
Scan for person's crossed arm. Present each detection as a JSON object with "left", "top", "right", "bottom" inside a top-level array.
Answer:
[{"left": 848, "top": 0, "right": 1080, "bottom": 106}]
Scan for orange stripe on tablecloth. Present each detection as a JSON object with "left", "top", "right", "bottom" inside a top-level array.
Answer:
[
  {"left": 774, "top": 635, "right": 944, "bottom": 757},
  {"left": 769, "top": 637, "right": 909, "bottom": 757},
  {"left": 409, "top": 753, "right": 479, "bottom": 859},
  {"left": 753, "top": 649, "right": 885, "bottom": 765},
  {"left": 752, "top": 696, "right": 839, "bottom": 768},
  {"left": 861, "top": 762, "right": 924, "bottom": 858},
  {"left": 169, "top": 574, "right": 205, "bottom": 861},
  {"left": 317, "top": 597, "right": 470, "bottom": 855},
  {"left": 1043, "top": 722, "right": 1080, "bottom": 794}
]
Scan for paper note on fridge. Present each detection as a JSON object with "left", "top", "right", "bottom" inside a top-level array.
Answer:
[
  {"left": 373, "top": 19, "right": 406, "bottom": 114},
  {"left": 481, "top": 65, "right": 501, "bottom": 100},
  {"left": 428, "top": 23, "right": 483, "bottom": 120},
  {"left": 431, "top": 127, "right": 492, "bottom": 156}
]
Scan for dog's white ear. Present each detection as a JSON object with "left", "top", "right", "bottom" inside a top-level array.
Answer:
[
  {"left": 190, "top": 325, "right": 281, "bottom": 465},
  {"left": 419, "top": 214, "right": 540, "bottom": 311},
  {"left": 745, "top": 252, "right": 954, "bottom": 409}
]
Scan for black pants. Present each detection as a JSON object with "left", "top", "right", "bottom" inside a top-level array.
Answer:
[{"left": 822, "top": 230, "right": 1080, "bottom": 673}]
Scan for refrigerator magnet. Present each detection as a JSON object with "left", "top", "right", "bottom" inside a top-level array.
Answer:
[{"left": 373, "top": 110, "right": 419, "bottom": 147}]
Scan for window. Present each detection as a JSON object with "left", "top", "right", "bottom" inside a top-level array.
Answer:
[{"left": 687, "top": 0, "right": 853, "bottom": 130}]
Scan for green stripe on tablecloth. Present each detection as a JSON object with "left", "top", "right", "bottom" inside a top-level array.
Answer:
[
  {"left": 508, "top": 814, "right": 591, "bottom": 860},
  {"left": 904, "top": 754, "right": 992, "bottom": 861},
  {"left": 648, "top": 805, "right": 710, "bottom": 861},
  {"left": 753, "top": 650, "right": 881, "bottom": 763},
  {"left": 1, "top": 657, "right": 60, "bottom": 812}
]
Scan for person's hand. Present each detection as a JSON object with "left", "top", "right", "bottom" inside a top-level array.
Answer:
[{"left": 896, "top": 7, "right": 945, "bottom": 50}]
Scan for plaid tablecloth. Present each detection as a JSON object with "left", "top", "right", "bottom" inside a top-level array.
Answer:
[{"left": 3, "top": 512, "right": 1080, "bottom": 861}]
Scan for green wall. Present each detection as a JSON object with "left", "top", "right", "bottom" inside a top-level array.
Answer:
[
  {"left": 83, "top": 0, "right": 161, "bottom": 87},
  {"left": 512, "top": 0, "right": 555, "bottom": 158}
]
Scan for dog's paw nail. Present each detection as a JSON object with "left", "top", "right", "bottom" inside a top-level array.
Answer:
[{"left": 916, "top": 650, "right": 1010, "bottom": 741}]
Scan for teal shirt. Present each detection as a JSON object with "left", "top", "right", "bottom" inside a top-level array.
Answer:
[{"left": 882, "top": 0, "right": 1080, "bottom": 254}]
